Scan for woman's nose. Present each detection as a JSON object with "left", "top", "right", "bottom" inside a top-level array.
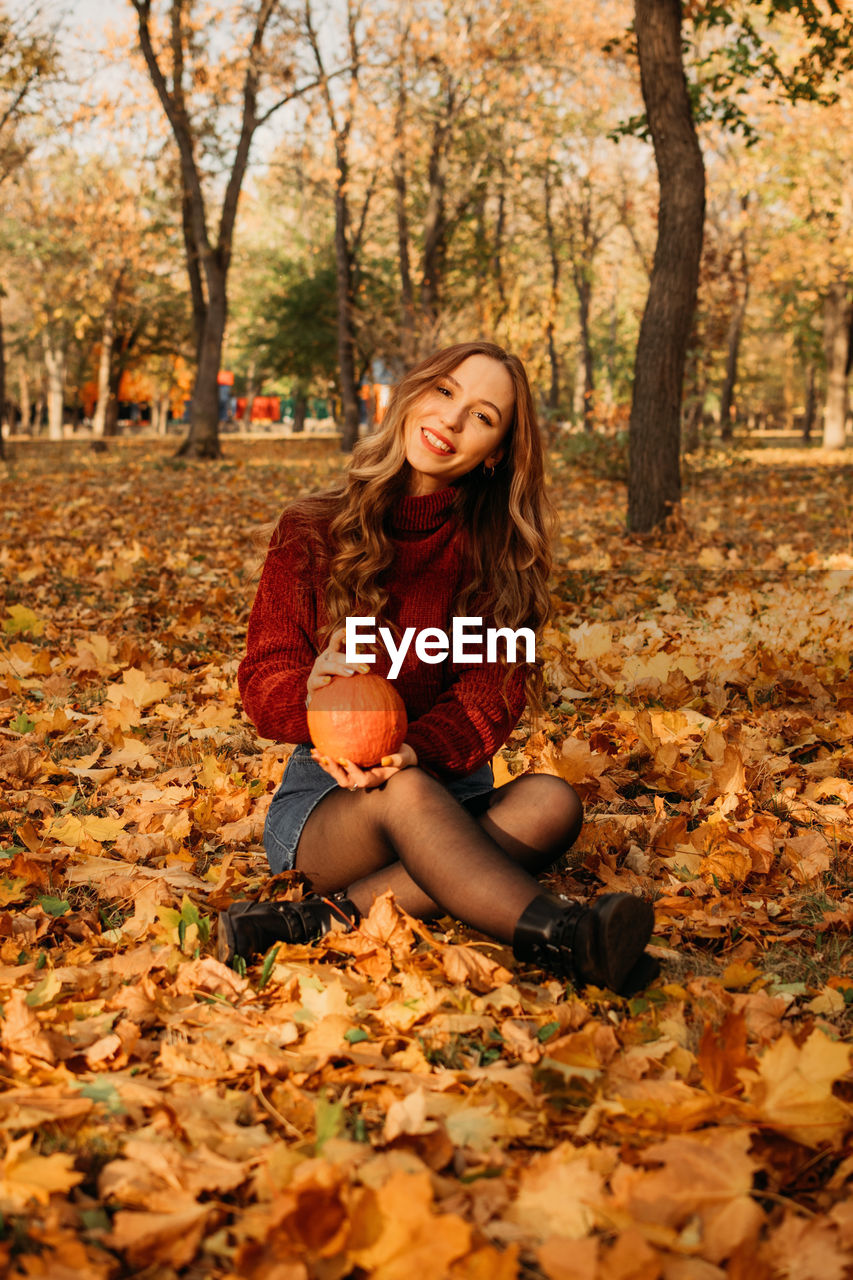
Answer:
[{"left": 440, "top": 404, "right": 465, "bottom": 430}]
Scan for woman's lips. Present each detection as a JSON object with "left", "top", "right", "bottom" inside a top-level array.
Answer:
[{"left": 420, "top": 427, "right": 455, "bottom": 455}]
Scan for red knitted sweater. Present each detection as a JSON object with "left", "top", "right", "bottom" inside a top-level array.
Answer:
[{"left": 237, "top": 483, "right": 530, "bottom": 779}]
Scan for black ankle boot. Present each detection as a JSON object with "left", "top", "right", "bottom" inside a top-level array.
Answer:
[
  {"left": 217, "top": 892, "right": 360, "bottom": 967},
  {"left": 512, "top": 891, "right": 657, "bottom": 996}
]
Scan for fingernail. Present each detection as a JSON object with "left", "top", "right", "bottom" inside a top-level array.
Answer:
[
  {"left": 320, "top": 676, "right": 330, "bottom": 685},
  {"left": 320, "top": 756, "right": 330, "bottom": 766},
  {"left": 381, "top": 756, "right": 392, "bottom": 766},
  {"left": 337, "top": 757, "right": 348, "bottom": 765},
  {"left": 358, "top": 665, "right": 370, "bottom": 673},
  {"left": 343, "top": 667, "right": 354, "bottom": 675}
]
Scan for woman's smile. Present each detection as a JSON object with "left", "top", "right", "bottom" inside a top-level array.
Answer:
[{"left": 420, "top": 426, "right": 456, "bottom": 455}]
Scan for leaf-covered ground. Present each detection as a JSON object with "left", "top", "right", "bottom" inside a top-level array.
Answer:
[{"left": 1, "top": 436, "right": 852, "bottom": 1279}]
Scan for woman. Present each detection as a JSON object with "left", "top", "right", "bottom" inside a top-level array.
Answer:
[{"left": 219, "top": 342, "right": 657, "bottom": 995}]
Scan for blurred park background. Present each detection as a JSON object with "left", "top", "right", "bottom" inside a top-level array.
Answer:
[{"left": 1, "top": 1, "right": 852, "bottom": 530}]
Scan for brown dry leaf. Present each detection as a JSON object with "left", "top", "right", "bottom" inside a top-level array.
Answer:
[
  {"left": 782, "top": 830, "right": 833, "bottom": 883},
  {"left": 383, "top": 1087, "right": 437, "bottom": 1143},
  {"left": 597, "top": 1228, "right": 662, "bottom": 1280},
  {"left": 607, "top": 1128, "right": 763, "bottom": 1263},
  {"left": 537, "top": 1235, "right": 599, "bottom": 1280},
  {"left": 0, "top": 988, "right": 56, "bottom": 1065},
  {"left": 740, "top": 1029, "right": 852, "bottom": 1147},
  {"left": 0, "top": 1087, "right": 93, "bottom": 1131},
  {"left": 0, "top": 1134, "right": 83, "bottom": 1212},
  {"left": 707, "top": 744, "right": 747, "bottom": 799},
  {"left": 6, "top": 1227, "right": 116, "bottom": 1280},
  {"left": 105, "top": 667, "right": 170, "bottom": 710},
  {"left": 348, "top": 1170, "right": 471, "bottom": 1279},
  {"left": 696, "top": 1012, "right": 757, "bottom": 1094},
  {"left": 172, "top": 955, "right": 250, "bottom": 999},
  {"left": 449, "top": 1242, "right": 521, "bottom": 1280},
  {"left": 105, "top": 1204, "right": 213, "bottom": 1269},
  {"left": 441, "top": 944, "right": 513, "bottom": 993},
  {"left": 359, "top": 889, "right": 418, "bottom": 956},
  {"left": 504, "top": 1145, "right": 604, "bottom": 1242},
  {"left": 764, "top": 1212, "right": 850, "bottom": 1280}
]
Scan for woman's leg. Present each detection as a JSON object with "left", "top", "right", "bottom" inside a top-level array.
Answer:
[{"left": 293, "top": 769, "right": 583, "bottom": 943}]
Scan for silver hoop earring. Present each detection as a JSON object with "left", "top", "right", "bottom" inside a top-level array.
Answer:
[{"left": 483, "top": 462, "right": 495, "bottom": 478}]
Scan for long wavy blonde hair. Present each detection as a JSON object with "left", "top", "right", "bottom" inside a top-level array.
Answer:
[{"left": 269, "top": 341, "right": 558, "bottom": 727}]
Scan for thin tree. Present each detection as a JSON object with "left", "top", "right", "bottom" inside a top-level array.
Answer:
[
  {"left": 303, "top": 0, "right": 366, "bottom": 454},
  {"left": 627, "top": 0, "right": 705, "bottom": 532},
  {"left": 0, "top": 1, "right": 59, "bottom": 459},
  {"left": 130, "top": 0, "right": 322, "bottom": 458}
]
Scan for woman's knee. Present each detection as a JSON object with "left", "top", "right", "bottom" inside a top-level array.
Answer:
[{"left": 514, "top": 774, "right": 584, "bottom": 848}]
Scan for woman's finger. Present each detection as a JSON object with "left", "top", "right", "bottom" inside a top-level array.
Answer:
[{"left": 311, "top": 751, "right": 349, "bottom": 785}]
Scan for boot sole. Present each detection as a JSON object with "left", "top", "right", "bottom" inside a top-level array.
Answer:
[
  {"left": 619, "top": 951, "right": 661, "bottom": 998},
  {"left": 591, "top": 894, "right": 655, "bottom": 994},
  {"left": 216, "top": 908, "right": 241, "bottom": 967}
]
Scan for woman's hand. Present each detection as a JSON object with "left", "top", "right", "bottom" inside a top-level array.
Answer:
[
  {"left": 305, "top": 625, "right": 370, "bottom": 705},
  {"left": 310, "top": 742, "right": 419, "bottom": 791}
]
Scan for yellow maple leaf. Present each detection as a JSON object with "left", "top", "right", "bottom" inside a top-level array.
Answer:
[
  {"left": 741, "top": 1030, "right": 853, "bottom": 1148},
  {"left": 505, "top": 1144, "right": 604, "bottom": 1241},
  {"left": 106, "top": 667, "right": 170, "bottom": 710},
  {"left": 0, "top": 1134, "right": 82, "bottom": 1212},
  {"left": 49, "top": 813, "right": 125, "bottom": 847},
  {"left": 349, "top": 1170, "right": 471, "bottom": 1280},
  {"left": 3, "top": 605, "right": 45, "bottom": 637}
]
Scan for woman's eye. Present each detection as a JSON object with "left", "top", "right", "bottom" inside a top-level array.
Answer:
[
  {"left": 476, "top": 412, "right": 492, "bottom": 425},
  {"left": 437, "top": 385, "right": 451, "bottom": 397}
]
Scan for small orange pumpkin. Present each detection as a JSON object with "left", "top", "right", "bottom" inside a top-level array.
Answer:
[{"left": 306, "top": 674, "right": 408, "bottom": 766}]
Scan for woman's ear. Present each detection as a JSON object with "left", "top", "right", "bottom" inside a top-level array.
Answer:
[{"left": 486, "top": 446, "right": 505, "bottom": 468}]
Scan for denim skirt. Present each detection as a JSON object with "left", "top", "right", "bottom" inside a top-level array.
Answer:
[{"left": 263, "top": 742, "right": 497, "bottom": 874}]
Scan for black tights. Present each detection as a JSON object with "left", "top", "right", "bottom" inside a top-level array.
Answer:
[{"left": 293, "top": 768, "right": 583, "bottom": 944}]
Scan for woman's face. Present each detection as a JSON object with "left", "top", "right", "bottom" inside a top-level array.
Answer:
[{"left": 403, "top": 354, "right": 515, "bottom": 496}]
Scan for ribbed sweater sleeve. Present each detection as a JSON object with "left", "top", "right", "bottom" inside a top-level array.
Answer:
[
  {"left": 237, "top": 513, "right": 317, "bottom": 743},
  {"left": 403, "top": 629, "right": 530, "bottom": 779}
]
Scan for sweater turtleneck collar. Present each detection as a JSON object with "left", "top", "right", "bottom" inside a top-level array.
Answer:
[{"left": 389, "top": 484, "right": 458, "bottom": 533}]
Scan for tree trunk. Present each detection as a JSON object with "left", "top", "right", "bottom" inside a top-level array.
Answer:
[
  {"left": 421, "top": 113, "right": 449, "bottom": 329},
  {"left": 720, "top": 205, "right": 749, "bottom": 441},
  {"left": 42, "top": 335, "right": 65, "bottom": 441},
  {"left": 182, "top": 187, "right": 207, "bottom": 368},
  {"left": 393, "top": 71, "right": 415, "bottom": 366},
  {"left": 158, "top": 391, "right": 171, "bottom": 435},
  {"left": 802, "top": 362, "right": 816, "bottom": 442},
  {"left": 91, "top": 311, "right": 115, "bottom": 439},
  {"left": 293, "top": 387, "right": 307, "bottom": 433},
  {"left": 242, "top": 359, "right": 256, "bottom": 427},
  {"left": 719, "top": 284, "right": 748, "bottom": 441},
  {"left": 823, "top": 277, "right": 851, "bottom": 450},
  {"left": 177, "top": 264, "right": 226, "bottom": 459},
  {"left": 628, "top": 0, "right": 706, "bottom": 532},
  {"left": 106, "top": 351, "right": 125, "bottom": 437},
  {"left": 0, "top": 297, "right": 6, "bottom": 460},
  {"left": 543, "top": 169, "right": 561, "bottom": 418},
  {"left": 683, "top": 397, "right": 702, "bottom": 453},
  {"left": 332, "top": 143, "right": 360, "bottom": 453},
  {"left": 18, "top": 362, "right": 30, "bottom": 436},
  {"left": 491, "top": 164, "right": 507, "bottom": 322},
  {"left": 575, "top": 272, "right": 595, "bottom": 432}
]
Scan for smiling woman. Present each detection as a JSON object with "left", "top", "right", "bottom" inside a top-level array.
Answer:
[
  {"left": 223, "top": 340, "right": 659, "bottom": 996},
  {"left": 403, "top": 353, "right": 514, "bottom": 495}
]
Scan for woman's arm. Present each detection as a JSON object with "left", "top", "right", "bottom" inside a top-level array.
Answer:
[
  {"left": 403, "top": 654, "right": 530, "bottom": 779},
  {"left": 237, "top": 515, "right": 318, "bottom": 743}
]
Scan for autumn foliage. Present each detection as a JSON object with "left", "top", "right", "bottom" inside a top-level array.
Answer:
[{"left": 0, "top": 439, "right": 852, "bottom": 1277}]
